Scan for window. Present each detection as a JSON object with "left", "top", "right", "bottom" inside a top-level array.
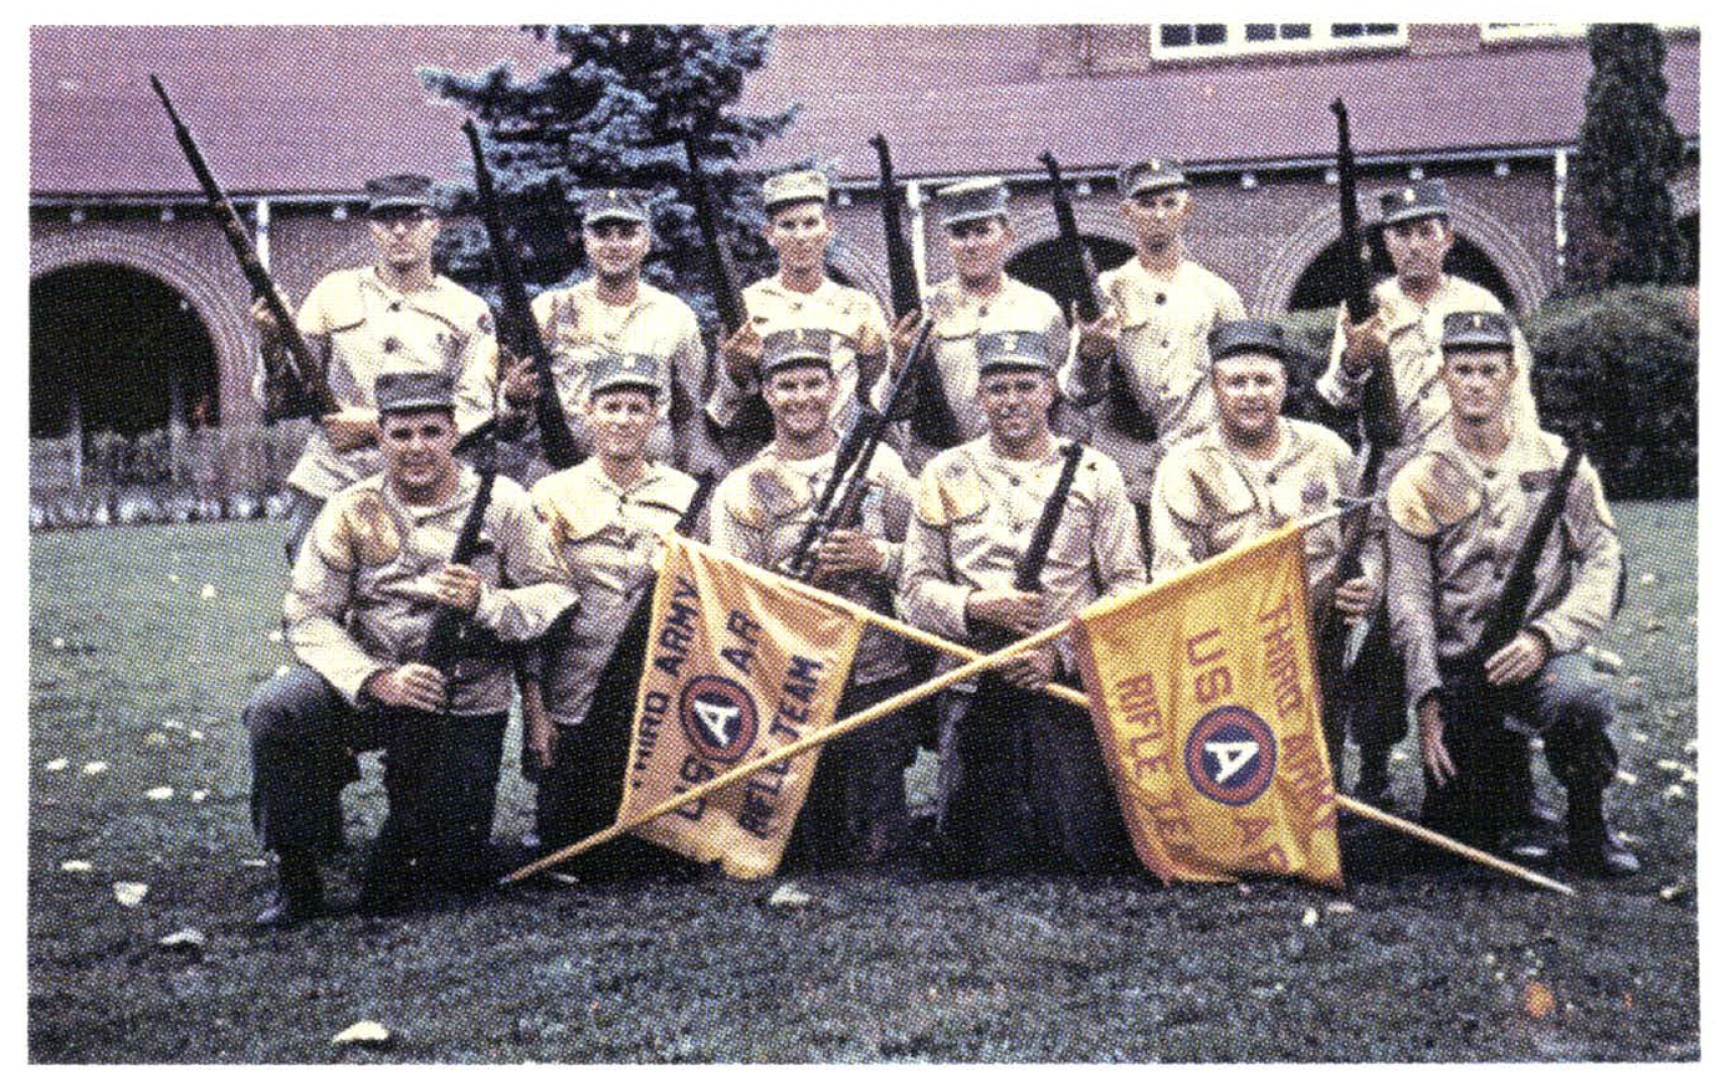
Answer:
[
  {"left": 1482, "top": 23, "right": 1695, "bottom": 42},
  {"left": 1151, "top": 23, "right": 1404, "bottom": 60}
]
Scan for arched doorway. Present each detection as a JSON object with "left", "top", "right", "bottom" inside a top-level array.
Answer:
[
  {"left": 1286, "top": 230, "right": 1517, "bottom": 312},
  {"left": 1006, "top": 235, "right": 1136, "bottom": 321},
  {"left": 31, "top": 263, "right": 221, "bottom": 439}
]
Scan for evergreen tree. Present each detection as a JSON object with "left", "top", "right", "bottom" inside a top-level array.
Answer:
[
  {"left": 1562, "top": 24, "right": 1689, "bottom": 290},
  {"left": 418, "top": 25, "right": 798, "bottom": 327}
]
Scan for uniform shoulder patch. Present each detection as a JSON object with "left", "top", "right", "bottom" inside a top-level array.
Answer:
[
  {"left": 314, "top": 485, "right": 401, "bottom": 570},
  {"left": 1387, "top": 452, "right": 1481, "bottom": 538},
  {"left": 915, "top": 453, "right": 988, "bottom": 526}
]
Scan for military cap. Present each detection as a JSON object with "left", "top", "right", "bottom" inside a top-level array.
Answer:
[
  {"left": 375, "top": 369, "right": 454, "bottom": 415},
  {"left": 762, "top": 169, "right": 829, "bottom": 213},
  {"left": 1208, "top": 320, "right": 1290, "bottom": 365},
  {"left": 762, "top": 328, "right": 834, "bottom": 375},
  {"left": 1439, "top": 310, "right": 1514, "bottom": 353},
  {"left": 365, "top": 174, "right": 436, "bottom": 215},
  {"left": 589, "top": 351, "right": 663, "bottom": 397},
  {"left": 976, "top": 329, "right": 1053, "bottom": 374},
  {"left": 583, "top": 188, "right": 649, "bottom": 228},
  {"left": 935, "top": 177, "right": 1011, "bottom": 227},
  {"left": 1379, "top": 178, "right": 1450, "bottom": 227},
  {"left": 1117, "top": 157, "right": 1190, "bottom": 198}
]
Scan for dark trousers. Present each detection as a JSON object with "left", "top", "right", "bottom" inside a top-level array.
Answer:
[
  {"left": 936, "top": 677, "right": 1136, "bottom": 874},
  {"left": 782, "top": 673, "right": 919, "bottom": 870},
  {"left": 1322, "top": 615, "right": 1409, "bottom": 783},
  {"left": 1422, "top": 652, "right": 1618, "bottom": 851},
  {"left": 245, "top": 664, "right": 507, "bottom": 886}
]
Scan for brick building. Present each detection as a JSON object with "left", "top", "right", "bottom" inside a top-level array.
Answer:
[{"left": 30, "top": 23, "right": 1699, "bottom": 445}]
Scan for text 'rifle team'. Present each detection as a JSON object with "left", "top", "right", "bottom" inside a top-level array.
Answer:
[{"left": 238, "top": 155, "right": 1638, "bottom": 928}]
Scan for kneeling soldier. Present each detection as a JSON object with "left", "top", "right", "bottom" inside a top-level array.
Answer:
[
  {"left": 1147, "top": 320, "right": 1372, "bottom": 774},
  {"left": 1386, "top": 312, "right": 1637, "bottom": 875},
  {"left": 523, "top": 351, "right": 704, "bottom": 868},
  {"left": 712, "top": 328, "right": 918, "bottom": 866},
  {"left": 900, "top": 326, "right": 1147, "bottom": 873},
  {"left": 243, "top": 370, "right": 575, "bottom": 925}
]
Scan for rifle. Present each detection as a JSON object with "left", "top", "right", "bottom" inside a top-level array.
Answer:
[
  {"left": 463, "top": 120, "right": 584, "bottom": 471},
  {"left": 1330, "top": 99, "right": 1403, "bottom": 450},
  {"left": 941, "top": 441, "right": 1087, "bottom": 871},
  {"left": 149, "top": 75, "right": 338, "bottom": 422},
  {"left": 1472, "top": 444, "right": 1584, "bottom": 666},
  {"left": 421, "top": 469, "right": 500, "bottom": 678},
  {"left": 869, "top": 133, "right": 957, "bottom": 450},
  {"left": 682, "top": 130, "right": 774, "bottom": 451},
  {"left": 1038, "top": 152, "right": 1152, "bottom": 442},
  {"left": 786, "top": 402, "right": 885, "bottom": 581}
]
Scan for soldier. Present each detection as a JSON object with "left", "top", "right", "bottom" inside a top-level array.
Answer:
[
  {"left": 521, "top": 350, "right": 703, "bottom": 866},
  {"left": 711, "top": 328, "right": 917, "bottom": 866},
  {"left": 496, "top": 188, "right": 723, "bottom": 485},
  {"left": 713, "top": 170, "right": 892, "bottom": 456},
  {"left": 1385, "top": 312, "right": 1636, "bottom": 876},
  {"left": 877, "top": 177, "right": 1076, "bottom": 473},
  {"left": 253, "top": 174, "right": 497, "bottom": 564},
  {"left": 1147, "top": 320, "right": 1373, "bottom": 773},
  {"left": 1314, "top": 178, "right": 1542, "bottom": 809},
  {"left": 900, "top": 325, "right": 1146, "bottom": 873},
  {"left": 241, "top": 370, "right": 576, "bottom": 925},
  {"left": 1064, "top": 157, "right": 1247, "bottom": 534}
]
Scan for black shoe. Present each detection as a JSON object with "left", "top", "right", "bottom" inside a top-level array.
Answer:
[
  {"left": 1564, "top": 788, "right": 1641, "bottom": 877},
  {"left": 1527, "top": 796, "right": 1562, "bottom": 828},
  {"left": 253, "top": 853, "right": 323, "bottom": 928},
  {"left": 1352, "top": 746, "right": 1394, "bottom": 810},
  {"left": 1501, "top": 822, "right": 1553, "bottom": 863}
]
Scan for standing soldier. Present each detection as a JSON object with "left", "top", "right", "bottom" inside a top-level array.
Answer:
[
  {"left": 1147, "top": 320, "right": 1374, "bottom": 771},
  {"left": 877, "top": 177, "right": 1075, "bottom": 472},
  {"left": 1315, "top": 178, "right": 1542, "bottom": 809},
  {"left": 496, "top": 189, "right": 723, "bottom": 484},
  {"left": 900, "top": 325, "right": 1146, "bottom": 873},
  {"left": 241, "top": 370, "right": 576, "bottom": 926},
  {"left": 253, "top": 174, "right": 498, "bottom": 564},
  {"left": 711, "top": 329, "right": 916, "bottom": 866},
  {"left": 520, "top": 350, "right": 703, "bottom": 865},
  {"left": 1064, "top": 157, "right": 1247, "bottom": 536},
  {"left": 712, "top": 170, "right": 892, "bottom": 455},
  {"left": 1385, "top": 312, "right": 1636, "bottom": 876}
]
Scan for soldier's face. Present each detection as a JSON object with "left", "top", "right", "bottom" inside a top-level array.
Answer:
[
  {"left": 368, "top": 208, "right": 441, "bottom": 271},
  {"left": 586, "top": 388, "right": 657, "bottom": 459},
  {"left": 765, "top": 363, "right": 837, "bottom": 442},
  {"left": 1122, "top": 188, "right": 1190, "bottom": 248},
  {"left": 1212, "top": 355, "right": 1286, "bottom": 446},
  {"left": 978, "top": 369, "right": 1055, "bottom": 445},
  {"left": 379, "top": 409, "right": 458, "bottom": 492},
  {"left": 1382, "top": 217, "right": 1453, "bottom": 286},
  {"left": 946, "top": 217, "right": 1013, "bottom": 282},
  {"left": 584, "top": 221, "right": 649, "bottom": 279},
  {"left": 1442, "top": 349, "right": 1515, "bottom": 425},
  {"left": 764, "top": 202, "right": 833, "bottom": 275}
]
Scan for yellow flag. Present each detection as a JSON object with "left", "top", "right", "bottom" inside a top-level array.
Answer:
[
  {"left": 1073, "top": 525, "right": 1342, "bottom": 887},
  {"left": 616, "top": 536, "right": 864, "bottom": 880}
]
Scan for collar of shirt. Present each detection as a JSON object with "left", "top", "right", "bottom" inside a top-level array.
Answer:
[
  {"left": 382, "top": 463, "right": 483, "bottom": 524},
  {"left": 1202, "top": 418, "right": 1303, "bottom": 476}
]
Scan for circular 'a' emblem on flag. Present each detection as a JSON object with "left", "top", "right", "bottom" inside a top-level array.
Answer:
[
  {"left": 1184, "top": 705, "right": 1278, "bottom": 806},
  {"left": 679, "top": 674, "right": 759, "bottom": 764}
]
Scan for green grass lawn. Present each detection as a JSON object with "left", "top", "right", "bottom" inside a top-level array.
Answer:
[{"left": 27, "top": 504, "right": 1698, "bottom": 1062}]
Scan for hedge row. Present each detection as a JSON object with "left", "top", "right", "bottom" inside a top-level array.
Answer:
[{"left": 1279, "top": 285, "right": 1698, "bottom": 499}]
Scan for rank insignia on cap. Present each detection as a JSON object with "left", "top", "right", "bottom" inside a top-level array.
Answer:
[
  {"left": 1001, "top": 333, "right": 1018, "bottom": 352},
  {"left": 1472, "top": 314, "right": 1485, "bottom": 328},
  {"left": 1403, "top": 188, "right": 1416, "bottom": 203}
]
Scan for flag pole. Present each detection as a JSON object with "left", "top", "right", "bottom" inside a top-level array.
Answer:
[
  {"left": 502, "top": 604, "right": 1078, "bottom": 884},
  {"left": 677, "top": 541, "right": 1574, "bottom": 896}
]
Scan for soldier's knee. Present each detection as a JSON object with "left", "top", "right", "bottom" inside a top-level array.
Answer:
[{"left": 244, "top": 666, "right": 337, "bottom": 749}]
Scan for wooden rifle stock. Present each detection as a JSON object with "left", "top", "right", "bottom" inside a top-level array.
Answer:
[
  {"left": 1330, "top": 99, "right": 1403, "bottom": 450},
  {"left": 462, "top": 120, "right": 583, "bottom": 471},
  {"left": 149, "top": 75, "right": 338, "bottom": 421},
  {"left": 870, "top": 134, "right": 957, "bottom": 450},
  {"left": 1039, "top": 152, "right": 1152, "bottom": 442},
  {"left": 421, "top": 469, "right": 499, "bottom": 678}
]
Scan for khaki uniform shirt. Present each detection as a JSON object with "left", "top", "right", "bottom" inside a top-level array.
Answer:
[
  {"left": 1316, "top": 275, "right": 1539, "bottom": 456},
  {"left": 709, "top": 276, "right": 891, "bottom": 433},
  {"left": 871, "top": 274, "right": 1080, "bottom": 473},
  {"left": 529, "top": 459, "right": 700, "bottom": 726},
  {"left": 267, "top": 267, "right": 497, "bottom": 499},
  {"left": 510, "top": 279, "right": 721, "bottom": 478},
  {"left": 1385, "top": 427, "right": 1621, "bottom": 712},
  {"left": 1059, "top": 254, "right": 1246, "bottom": 501},
  {"left": 710, "top": 441, "right": 913, "bottom": 685},
  {"left": 899, "top": 437, "right": 1147, "bottom": 680},
  {"left": 285, "top": 466, "right": 576, "bottom": 715},
  {"left": 1149, "top": 419, "right": 1359, "bottom": 616}
]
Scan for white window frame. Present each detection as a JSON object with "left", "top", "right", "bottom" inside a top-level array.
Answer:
[
  {"left": 1149, "top": 23, "right": 1407, "bottom": 61},
  {"left": 1481, "top": 23, "right": 1697, "bottom": 42}
]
